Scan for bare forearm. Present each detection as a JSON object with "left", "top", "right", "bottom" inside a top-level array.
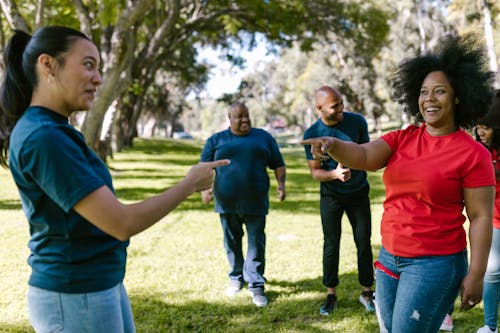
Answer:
[
  {"left": 464, "top": 186, "right": 495, "bottom": 277},
  {"left": 75, "top": 159, "right": 229, "bottom": 241},
  {"left": 274, "top": 166, "right": 286, "bottom": 187},
  {"left": 323, "top": 139, "right": 369, "bottom": 170},
  {"left": 310, "top": 168, "right": 336, "bottom": 182},
  {"left": 123, "top": 179, "right": 196, "bottom": 236},
  {"left": 323, "top": 138, "right": 394, "bottom": 171},
  {"left": 75, "top": 181, "right": 196, "bottom": 241},
  {"left": 468, "top": 217, "right": 492, "bottom": 277}
]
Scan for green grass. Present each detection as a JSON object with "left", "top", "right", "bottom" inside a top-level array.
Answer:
[{"left": 0, "top": 138, "right": 486, "bottom": 332}]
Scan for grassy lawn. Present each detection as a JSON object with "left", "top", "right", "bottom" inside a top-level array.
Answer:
[{"left": 0, "top": 138, "right": 486, "bottom": 332}]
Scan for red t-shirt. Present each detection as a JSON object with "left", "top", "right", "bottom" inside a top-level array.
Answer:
[
  {"left": 381, "top": 124, "right": 495, "bottom": 257},
  {"left": 492, "top": 149, "right": 500, "bottom": 229}
]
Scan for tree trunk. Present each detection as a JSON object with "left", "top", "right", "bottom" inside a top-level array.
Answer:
[
  {"left": 481, "top": 0, "right": 499, "bottom": 88},
  {"left": 34, "top": 0, "right": 44, "bottom": 29},
  {"left": 417, "top": 0, "right": 427, "bottom": 54},
  {"left": 111, "top": 108, "right": 125, "bottom": 152},
  {"left": 71, "top": 0, "right": 93, "bottom": 39},
  {"left": 123, "top": 91, "right": 147, "bottom": 147},
  {"left": 0, "top": 0, "right": 30, "bottom": 32},
  {"left": 81, "top": 0, "right": 153, "bottom": 150}
]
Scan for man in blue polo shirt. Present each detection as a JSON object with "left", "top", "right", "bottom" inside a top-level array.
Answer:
[
  {"left": 200, "top": 102, "right": 286, "bottom": 307},
  {"left": 303, "top": 85, "right": 375, "bottom": 315}
]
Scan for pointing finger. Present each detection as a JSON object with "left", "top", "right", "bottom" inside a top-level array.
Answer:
[
  {"left": 300, "top": 138, "right": 323, "bottom": 146},
  {"left": 201, "top": 159, "right": 231, "bottom": 168}
]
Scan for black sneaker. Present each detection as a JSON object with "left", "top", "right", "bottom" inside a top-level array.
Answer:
[
  {"left": 319, "top": 294, "right": 338, "bottom": 315},
  {"left": 359, "top": 290, "right": 375, "bottom": 312}
]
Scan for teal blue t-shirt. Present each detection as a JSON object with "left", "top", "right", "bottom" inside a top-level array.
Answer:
[
  {"left": 9, "top": 106, "right": 128, "bottom": 293},
  {"left": 303, "top": 112, "right": 369, "bottom": 196},
  {"left": 200, "top": 128, "right": 285, "bottom": 215}
]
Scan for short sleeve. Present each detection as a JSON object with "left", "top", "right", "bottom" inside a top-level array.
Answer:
[
  {"left": 302, "top": 128, "right": 315, "bottom": 160},
  {"left": 462, "top": 145, "right": 496, "bottom": 188},
  {"left": 380, "top": 130, "right": 399, "bottom": 151},
  {"left": 20, "top": 126, "right": 106, "bottom": 212},
  {"left": 360, "top": 116, "right": 370, "bottom": 144},
  {"left": 267, "top": 134, "right": 285, "bottom": 170},
  {"left": 200, "top": 136, "right": 215, "bottom": 162}
]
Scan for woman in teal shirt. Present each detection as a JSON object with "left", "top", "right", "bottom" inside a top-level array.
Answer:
[{"left": 0, "top": 26, "right": 228, "bottom": 332}]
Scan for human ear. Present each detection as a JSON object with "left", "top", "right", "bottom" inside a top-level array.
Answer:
[{"left": 37, "top": 53, "right": 56, "bottom": 79}]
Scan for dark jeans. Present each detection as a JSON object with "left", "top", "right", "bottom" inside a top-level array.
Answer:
[
  {"left": 320, "top": 187, "right": 374, "bottom": 288},
  {"left": 220, "top": 214, "right": 266, "bottom": 293}
]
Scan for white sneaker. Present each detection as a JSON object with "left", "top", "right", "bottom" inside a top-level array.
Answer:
[
  {"left": 477, "top": 325, "right": 498, "bottom": 333},
  {"left": 439, "top": 314, "right": 453, "bottom": 331},
  {"left": 251, "top": 291, "right": 268, "bottom": 307},
  {"left": 225, "top": 280, "right": 243, "bottom": 297}
]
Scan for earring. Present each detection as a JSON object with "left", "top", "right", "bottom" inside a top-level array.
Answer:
[{"left": 47, "top": 74, "right": 54, "bottom": 84}]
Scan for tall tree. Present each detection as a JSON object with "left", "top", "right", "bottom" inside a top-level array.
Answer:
[
  {"left": 481, "top": 0, "right": 499, "bottom": 88},
  {"left": 0, "top": 0, "right": 390, "bottom": 152},
  {"left": 448, "top": 0, "right": 500, "bottom": 87}
]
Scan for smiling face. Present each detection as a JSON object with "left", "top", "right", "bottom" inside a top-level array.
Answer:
[
  {"left": 315, "top": 87, "right": 344, "bottom": 125},
  {"left": 418, "top": 71, "right": 456, "bottom": 135},
  {"left": 229, "top": 104, "right": 251, "bottom": 136}
]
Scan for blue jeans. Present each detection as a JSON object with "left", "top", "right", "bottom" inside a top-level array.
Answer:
[
  {"left": 483, "top": 227, "right": 500, "bottom": 329},
  {"left": 220, "top": 214, "right": 266, "bottom": 293},
  {"left": 375, "top": 247, "right": 467, "bottom": 333},
  {"left": 28, "top": 283, "right": 135, "bottom": 333},
  {"left": 320, "top": 186, "right": 373, "bottom": 288}
]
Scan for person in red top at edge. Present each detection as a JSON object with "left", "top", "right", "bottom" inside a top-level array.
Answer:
[
  {"left": 474, "top": 90, "right": 500, "bottom": 333},
  {"left": 302, "top": 34, "right": 496, "bottom": 333}
]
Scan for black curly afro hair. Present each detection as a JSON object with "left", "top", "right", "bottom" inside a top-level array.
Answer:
[
  {"left": 475, "top": 89, "right": 500, "bottom": 150},
  {"left": 391, "top": 33, "right": 496, "bottom": 129}
]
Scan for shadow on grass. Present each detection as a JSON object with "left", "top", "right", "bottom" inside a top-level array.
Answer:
[
  {"left": 0, "top": 322, "right": 33, "bottom": 333},
  {"left": 0, "top": 199, "right": 22, "bottom": 210},
  {"left": 130, "top": 273, "right": 380, "bottom": 333},
  {"left": 126, "top": 138, "right": 203, "bottom": 155}
]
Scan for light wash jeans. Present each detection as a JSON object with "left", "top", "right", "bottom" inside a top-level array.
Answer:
[
  {"left": 28, "top": 283, "right": 135, "bottom": 333},
  {"left": 375, "top": 247, "right": 467, "bottom": 333},
  {"left": 483, "top": 227, "right": 500, "bottom": 330},
  {"left": 220, "top": 214, "right": 266, "bottom": 294}
]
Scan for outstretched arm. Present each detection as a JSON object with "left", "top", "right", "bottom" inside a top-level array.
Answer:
[
  {"left": 301, "top": 137, "right": 392, "bottom": 171},
  {"left": 74, "top": 160, "right": 230, "bottom": 241}
]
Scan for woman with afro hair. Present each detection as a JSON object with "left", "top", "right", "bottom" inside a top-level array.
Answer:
[{"left": 302, "top": 34, "right": 496, "bottom": 333}]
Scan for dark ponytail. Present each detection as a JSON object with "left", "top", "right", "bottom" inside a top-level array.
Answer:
[
  {"left": 0, "top": 30, "right": 32, "bottom": 167},
  {"left": 0, "top": 26, "right": 89, "bottom": 168}
]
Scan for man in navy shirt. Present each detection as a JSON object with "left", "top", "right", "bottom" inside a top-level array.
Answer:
[
  {"left": 303, "top": 86, "right": 375, "bottom": 315},
  {"left": 201, "top": 102, "right": 286, "bottom": 307}
]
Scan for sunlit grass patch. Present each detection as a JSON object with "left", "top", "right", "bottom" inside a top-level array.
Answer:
[{"left": 0, "top": 137, "right": 485, "bottom": 332}]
